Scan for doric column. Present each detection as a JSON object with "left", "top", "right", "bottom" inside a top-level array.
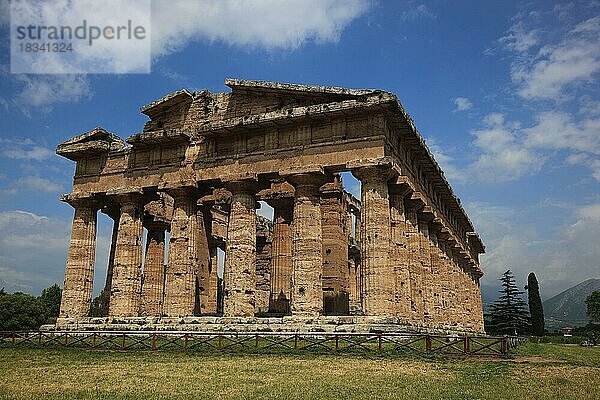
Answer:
[
  {"left": 404, "top": 201, "right": 424, "bottom": 322},
  {"left": 140, "top": 221, "right": 167, "bottom": 316},
  {"left": 223, "top": 181, "right": 257, "bottom": 317},
  {"left": 268, "top": 198, "right": 293, "bottom": 314},
  {"left": 196, "top": 204, "right": 212, "bottom": 314},
  {"left": 59, "top": 198, "right": 98, "bottom": 318},
  {"left": 438, "top": 237, "right": 454, "bottom": 325},
  {"left": 417, "top": 213, "right": 434, "bottom": 324},
  {"left": 428, "top": 227, "right": 444, "bottom": 324},
  {"left": 288, "top": 173, "right": 325, "bottom": 316},
  {"left": 321, "top": 182, "right": 349, "bottom": 315},
  {"left": 458, "top": 260, "right": 473, "bottom": 331},
  {"left": 447, "top": 245, "right": 464, "bottom": 328},
  {"left": 473, "top": 273, "right": 485, "bottom": 332},
  {"left": 352, "top": 166, "right": 394, "bottom": 316},
  {"left": 163, "top": 188, "right": 198, "bottom": 317},
  {"left": 109, "top": 193, "right": 144, "bottom": 317},
  {"left": 347, "top": 256, "right": 359, "bottom": 313},
  {"left": 389, "top": 186, "right": 411, "bottom": 320}
]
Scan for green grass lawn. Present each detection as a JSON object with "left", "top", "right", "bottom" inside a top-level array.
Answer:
[{"left": 0, "top": 342, "right": 598, "bottom": 400}]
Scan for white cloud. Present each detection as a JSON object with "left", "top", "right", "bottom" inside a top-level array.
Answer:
[
  {"left": 4, "top": 0, "right": 368, "bottom": 109},
  {"left": 499, "top": 20, "right": 539, "bottom": 53},
  {"left": 523, "top": 111, "right": 600, "bottom": 155},
  {"left": 469, "top": 201, "right": 600, "bottom": 299},
  {"left": 577, "top": 203, "right": 600, "bottom": 221},
  {"left": 1, "top": 175, "right": 63, "bottom": 195},
  {"left": 400, "top": 4, "right": 435, "bottom": 22},
  {"left": 13, "top": 74, "right": 91, "bottom": 113},
  {"left": 508, "top": 16, "right": 600, "bottom": 100},
  {"left": 0, "top": 210, "right": 70, "bottom": 294},
  {"left": 469, "top": 113, "right": 544, "bottom": 182},
  {"left": 151, "top": 0, "right": 370, "bottom": 55},
  {"left": 0, "top": 210, "right": 113, "bottom": 295},
  {"left": 2, "top": 145, "right": 54, "bottom": 161},
  {"left": 453, "top": 97, "right": 472, "bottom": 112}
]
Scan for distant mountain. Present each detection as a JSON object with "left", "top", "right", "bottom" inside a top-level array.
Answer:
[{"left": 543, "top": 278, "right": 600, "bottom": 330}]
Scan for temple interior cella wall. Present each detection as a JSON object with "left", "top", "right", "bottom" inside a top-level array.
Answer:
[{"left": 53, "top": 79, "right": 486, "bottom": 333}]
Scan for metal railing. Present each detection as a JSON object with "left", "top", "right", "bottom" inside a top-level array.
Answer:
[{"left": 0, "top": 331, "right": 521, "bottom": 356}]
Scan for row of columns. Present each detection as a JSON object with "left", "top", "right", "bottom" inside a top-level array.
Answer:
[{"left": 59, "top": 168, "right": 483, "bottom": 332}]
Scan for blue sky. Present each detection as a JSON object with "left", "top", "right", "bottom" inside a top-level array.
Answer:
[{"left": 0, "top": 0, "right": 598, "bottom": 303}]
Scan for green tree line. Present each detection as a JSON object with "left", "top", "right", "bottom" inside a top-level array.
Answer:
[{"left": 0, "top": 284, "right": 62, "bottom": 331}]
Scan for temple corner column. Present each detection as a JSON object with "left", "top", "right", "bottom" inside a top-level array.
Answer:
[{"left": 59, "top": 197, "right": 99, "bottom": 319}]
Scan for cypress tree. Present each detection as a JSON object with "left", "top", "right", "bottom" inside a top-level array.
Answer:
[
  {"left": 525, "top": 272, "right": 544, "bottom": 336},
  {"left": 487, "top": 270, "right": 530, "bottom": 335}
]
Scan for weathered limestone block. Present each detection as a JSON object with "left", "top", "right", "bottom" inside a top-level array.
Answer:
[
  {"left": 404, "top": 204, "right": 424, "bottom": 322},
  {"left": 196, "top": 206, "right": 212, "bottom": 314},
  {"left": 223, "top": 181, "right": 257, "bottom": 317},
  {"left": 321, "top": 185, "right": 350, "bottom": 315},
  {"left": 353, "top": 166, "right": 394, "bottom": 316},
  {"left": 389, "top": 189, "right": 411, "bottom": 320},
  {"left": 288, "top": 173, "right": 325, "bottom": 316},
  {"left": 109, "top": 194, "right": 144, "bottom": 317},
  {"left": 59, "top": 199, "right": 98, "bottom": 318},
  {"left": 268, "top": 199, "right": 293, "bottom": 314},
  {"left": 164, "top": 189, "right": 198, "bottom": 317},
  {"left": 140, "top": 222, "right": 167, "bottom": 316}
]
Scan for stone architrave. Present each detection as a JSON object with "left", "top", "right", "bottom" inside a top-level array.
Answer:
[
  {"left": 109, "top": 193, "right": 144, "bottom": 317},
  {"left": 352, "top": 166, "right": 395, "bottom": 316},
  {"left": 164, "top": 188, "right": 198, "bottom": 317},
  {"left": 59, "top": 198, "right": 98, "bottom": 318},
  {"left": 223, "top": 181, "right": 257, "bottom": 317}
]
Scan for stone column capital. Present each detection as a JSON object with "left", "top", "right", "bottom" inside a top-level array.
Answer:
[
  {"left": 144, "top": 218, "right": 169, "bottom": 232},
  {"left": 224, "top": 179, "right": 259, "bottom": 194},
  {"left": 285, "top": 172, "right": 328, "bottom": 191},
  {"left": 166, "top": 186, "right": 199, "bottom": 201},
  {"left": 61, "top": 195, "right": 101, "bottom": 211},
  {"left": 113, "top": 192, "right": 144, "bottom": 207},
  {"left": 405, "top": 192, "right": 426, "bottom": 213},
  {"left": 389, "top": 181, "right": 413, "bottom": 198},
  {"left": 351, "top": 164, "right": 396, "bottom": 183}
]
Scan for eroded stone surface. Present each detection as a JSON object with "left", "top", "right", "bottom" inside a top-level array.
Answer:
[{"left": 55, "top": 79, "right": 487, "bottom": 333}]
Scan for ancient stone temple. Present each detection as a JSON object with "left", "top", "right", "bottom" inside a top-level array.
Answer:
[{"left": 54, "top": 79, "right": 486, "bottom": 333}]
